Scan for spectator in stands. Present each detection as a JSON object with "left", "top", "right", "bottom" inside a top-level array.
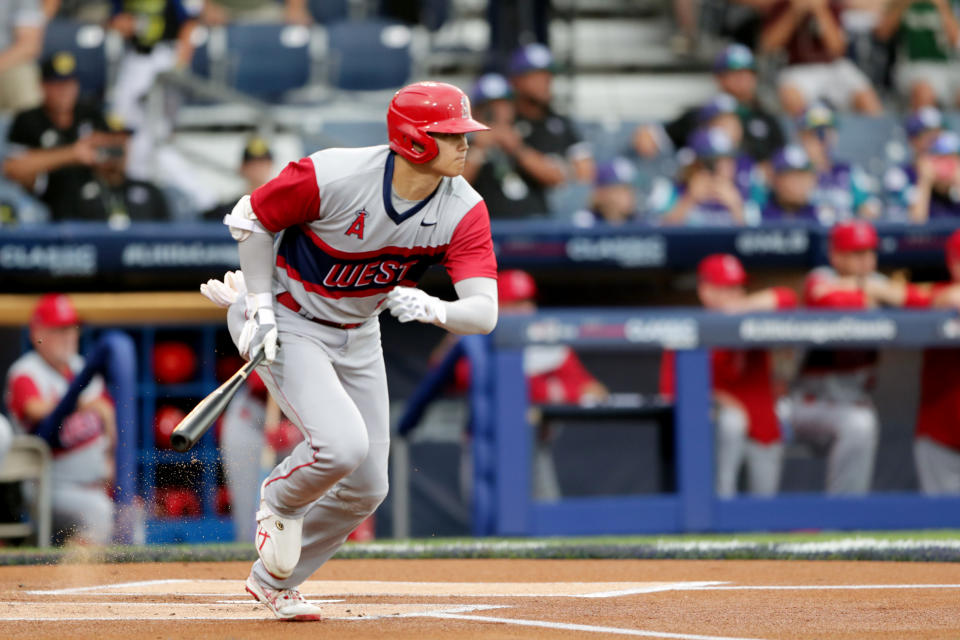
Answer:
[
  {"left": 463, "top": 72, "right": 515, "bottom": 192},
  {"left": 796, "top": 103, "right": 880, "bottom": 221},
  {"left": 3, "top": 51, "right": 113, "bottom": 220},
  {"left": 875, "top": 0, "right": 960, "bottom": 109},
  {"left": 883, "top": 107, "right": 945, "bottom": 221},
  {"left": 762, "top": 145, "right": 829, "bottom": 223},
  {"left": 908, "top": 131, "right": 960, "bottom": 222},
  {"left": 788, "top": 220, "right": 929, "bottom": 493},
  {"left": 202, "top": 135, "right": 275, "bottom": 221},
  {"left": 648, "top": 128, "right": 756, "bottom": 226},
  {"left": 201, "top": 0, "right": 312, "bottom": 26},
  {"left": 760, "top": 0, "right": 882, "bottom": 116},
  {"left": 572, "top": 158, "right": 641, "bottom": 227},
  {"left": 912, "top": 229, "right": 960, "bottom": 493},
  {"left": 0, "top": 0, "right": 45, "bottom": 113},
  {"left": 109, "top": 0, "right": 217, "bottom": 217},
  {"left": 633, "top": 44, "right": 786, "bottom": 164},
  {"left": 3, "top": 294, "right": 116, "bottom": 544},
  {"left": 661, "top": 254, "right": 796, "bottom": 497},
  {"left": 479, "top": 44, "right": 592, "bottom": 218}
]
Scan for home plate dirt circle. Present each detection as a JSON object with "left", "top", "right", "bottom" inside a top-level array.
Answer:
[{"left": 1, "top": 559, "right": 959, "bottom": 639}]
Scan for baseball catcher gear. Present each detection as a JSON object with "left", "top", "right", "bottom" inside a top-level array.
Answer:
[
  {"left": 384, "top": 286, "right": 447, "bottom": 324},
  {"left": 387, "top": 81, "right": 489, "bottom": 164}
]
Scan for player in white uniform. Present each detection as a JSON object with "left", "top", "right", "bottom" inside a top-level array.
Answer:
[
  {"left": 3, "top": 294, "right": 116, "bottom": 544},
  {"left": 204, "top": 82, "right": 498, "bottom": 620}
]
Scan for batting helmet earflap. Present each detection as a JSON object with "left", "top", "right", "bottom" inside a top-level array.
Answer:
[{"left": 387, "top": 82, "right": 489, "bottom": 164}]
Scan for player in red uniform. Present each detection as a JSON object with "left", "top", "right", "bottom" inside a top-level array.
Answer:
[
  {"left": 913, "top": 229, "right": 960, "bottom": 493},
  {"left": 660, "top": 254, "right": 797, "bottom": 497},
  {"left": 789, "top": 220, "right": 928, "bottom": 493}
]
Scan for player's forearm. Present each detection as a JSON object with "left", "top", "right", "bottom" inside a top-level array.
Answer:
[
  {"left": 2, "top": 146, "right": 80, "bottom": 187},
  {"left": 760, "top": 7, "right": 805, "bottom": 52},
  {"left": 512, "top": 146, "right": 567, "bottom": 187},
  {"left": 228, "top": 195, "right": 276, "bottom": 297},
  {"left": 438, "top": 277, "right": 499, "bottom": 335},
  {"left": 938, "top": 1, "right": 960, "bottom": 46},
  {"left": 812, "top": 5, "right": 847, "bottom": 57}
]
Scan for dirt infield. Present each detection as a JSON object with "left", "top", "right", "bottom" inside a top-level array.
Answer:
[{"left": 0, "top": 559, "right": 959, "bottom": 639}]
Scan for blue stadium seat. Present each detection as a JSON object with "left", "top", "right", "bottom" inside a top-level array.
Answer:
[
  {"left": 308, "top": 0, "right": 350, "bottom": 24},
  {"left": 42, "top": 20, "right": 107, "bottom": 98},
  {"left": 833, "top": 114, "right": 903, "bottom": 171},
  {"left": 224, "top": 24, "right": 311, "bottom": 100},
  {"left": 326, "top": 19, "right": 412, "bottom": 91},
  {"left": 305, "top": 121, "right": 388, "bottom": 149}
]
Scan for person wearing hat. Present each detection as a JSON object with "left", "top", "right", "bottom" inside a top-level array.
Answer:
[
  {"left": 572, "top": 157, "right": 641, "bottom": 227},
  {"left": 760, "top": 0, "right": 882, "bottom": 117},
  {"left": 4, "top": 294, "right": 117, "bottom": 544},
  {"left": 203, "top": 136, "right": 277, "bottom": 221},
  {"left": 462, "top": 73, "right": 521, "bottom": 194},
  {"left": 796, "top": 102, "right": 881, "bottom": 221},
  {"left": 883, "top": 108, "right": 946, "bottom": 221},
  {"left": 910, "top": 131, "right": 960, "bottom": 222},
  {"left": 762, "top": 145, "right": 828, "bottom": 223},
  {"left": 660, "top": 254, "right": 798, "bottom": 497},
  {"left": 648, "top": 127, "right": 759, "bottom": 226},
  {"left": 2, "top": 50, "right": 119, "bottom": 221},
  {"left": 911, "top": 229, "right": 960, "bottom": 493},
  {"left": 875, "top": 0, "right": 960, "bottom": 110},
  {"left": 788, "top": 220, "right": 928, "bottom": 494},
  {"left": 632, "top": 44, "right": 786, "bottom": 163},
  {"left": 473, "top": 43, "right": 593, "bottom": 219}
]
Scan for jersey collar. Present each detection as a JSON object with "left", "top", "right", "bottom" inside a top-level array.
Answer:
[{"left": 382, "top": 152, "right": 441, "bottom": 225}]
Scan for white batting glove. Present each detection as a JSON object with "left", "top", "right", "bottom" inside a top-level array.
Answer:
[
  {"left": 385, "top": 286, "right": 448, "bottom": 325},
  {"left": 200, "top": 270, "right": 247, "bottom": 308},
  {"left": 237, "top": 293, "right": 279, "bottom": 363}
]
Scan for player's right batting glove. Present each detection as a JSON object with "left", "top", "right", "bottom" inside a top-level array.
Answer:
[{"left": 237, "top": 293, "right": 279, "bottom": 363}]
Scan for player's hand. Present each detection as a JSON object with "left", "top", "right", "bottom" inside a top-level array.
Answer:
[
  {"left": 384, "top": 286, "right": 448, "bottom": 325},
  {"left": 200, "top": 270, "right": 246, "bottom": 308},
  {"left": 238, "top": 303, "right": 279, "bottom": 363}
]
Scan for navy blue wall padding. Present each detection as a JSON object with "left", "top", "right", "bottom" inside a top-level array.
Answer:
[
  {"left": 396, "top": 339, "right": 464, "bottom": 438},
  {"left": 308, "top": 0, "right": 350, "bottom": 24},
  {"left": 326, "top": 19, "right": 412, "bottom": 90}
]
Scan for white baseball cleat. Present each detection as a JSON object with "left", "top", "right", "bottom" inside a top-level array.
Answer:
[
  {"left": 245, "top": 572, "right": 323, "bottom": 621},
  {"left": 255, "top": 481, "right": 303, "bottom": 580}
]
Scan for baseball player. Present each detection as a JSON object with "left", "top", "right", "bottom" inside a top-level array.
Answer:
[
  {"left": 660, "top": 254, "right": 797, "bottom": 497},
  {"left": 3, "top": 294, "right": 116, "bottom": 544},
  {"left": 912, "top": 230, "right": 960, "bottom": 492},
  {"left": 789, "top": 220, "right": 928, "bottom": 493},
  {"left": 204, "top": 81, "right": 497, "bottom": 620}
]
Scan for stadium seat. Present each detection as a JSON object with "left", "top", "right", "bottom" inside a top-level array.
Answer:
[
  {"left": 833, "top": 114, "right": 903, "bottom": 173},
  {"left": 42, "top": 19, "right": 108, "bottom": 98},
  {"left": 325, "top": 19, "right": 412, "bottom": 90},
  {"left": 305, "top": 120, "right": 388, "bottom": 149},
  {"left": 308, "top": 0, "right": 350, "bottom": 24},
  {"left": 224, "top": 24, "right": 312, "bottom": 100},
  {"left": 548, "top": 182, "right": 592, "bottom": 221}
]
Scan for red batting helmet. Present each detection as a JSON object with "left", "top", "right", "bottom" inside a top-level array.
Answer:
[
  {"left": 698, "top": 254, "right": 747, "bottom": 286},
  {"left": 946, "top": 229, "right": 960, "bottom": 265},
  {"left": 31, "top": 294, "right": 79, "bottom": 327},
  {"left": 498, "top": 270, "right": 538, "bottom": 304},
  {"left": 154, "top": 405, "right": 186, "bottom": 449},
  {"left": 387, "top": 81, "right": 489, "bottom": 164},
  {"left": 153, "top": 341, "right": 197, "bottom": 384},
  {"left": 830, "top": 220, "right": 878, "bottom": 252}
]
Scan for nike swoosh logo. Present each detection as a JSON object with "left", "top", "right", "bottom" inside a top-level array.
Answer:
[{"left": 420, "top": 221, "right": 437, "bottom": 226}]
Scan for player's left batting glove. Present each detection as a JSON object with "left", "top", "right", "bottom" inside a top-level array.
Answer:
[
  {"left": 237, "top": 293, "right": 279, "bottom": 363},
  {"left": 385, "top": 286, "right": 447, "bottom": 325}
]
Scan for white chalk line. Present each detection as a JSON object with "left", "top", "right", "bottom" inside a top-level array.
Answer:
[
  {"left": 689, "top": 583, "right": 960, "bottom": 591},
  {"left": 424, "top": 612, "right": 767, "bottom": 640}
]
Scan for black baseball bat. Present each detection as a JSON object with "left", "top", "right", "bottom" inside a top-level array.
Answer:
[{"left": 170, "top": 349, "right": 267, "bottom": 452}]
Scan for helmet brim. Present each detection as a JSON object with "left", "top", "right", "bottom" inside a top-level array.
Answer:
[{"left": 425, "top": 117, "right": 490, "bottom": 134}]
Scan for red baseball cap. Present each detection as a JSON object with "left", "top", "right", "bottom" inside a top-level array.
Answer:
[
  {"left": 698, "top": 254, "right": 747, "bottom": 286},
  {"left": 830, "top": 220, "right": 878, "bottom": 252},
  {"left": 30, "top": 293, "right": 79, "bottom": 327},
  {"left": 498, "top": 270, "right": 537, "bottom": 304},
  {"left": 946, "top": 229, "right": 960, "bottom": 264}
]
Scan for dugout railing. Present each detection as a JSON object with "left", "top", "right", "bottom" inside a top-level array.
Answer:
[{"left": 400, "top": 308, "right": 960, "bottom": 537}]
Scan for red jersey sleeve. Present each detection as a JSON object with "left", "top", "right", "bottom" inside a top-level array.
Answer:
[
  {"left": 443, "top": 201, "right": 498, "bottom": 284},
  {"left": 555, "top": 350, "right": 599, "bottom": 402},
  {"left": 771, "top": 286, "right": 798, "bottom": 309},
  {"left": 804, "top": 272, "right": 867, "bottom": 309},
  {"left": 904, "top": 284, "right": 935, "bottom": 308},
  {"left": 8, "top": 374, "right": 41, "bottom": 423},
  {"left": 250, "top": 157, "right": 322, "bottom": 233}
]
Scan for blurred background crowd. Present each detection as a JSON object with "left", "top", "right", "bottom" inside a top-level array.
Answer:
[{"left": 0, "top": 0, "right": 959, "bottom": 227}]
